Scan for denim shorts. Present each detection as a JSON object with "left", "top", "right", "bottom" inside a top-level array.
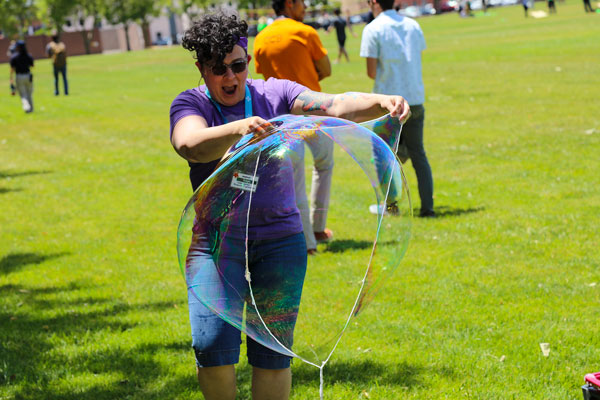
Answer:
[{"left": 187, "top": 231, "right": 307, "bottom": 369}]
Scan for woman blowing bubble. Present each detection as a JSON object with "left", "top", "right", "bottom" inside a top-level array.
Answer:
[{"left": 169, "top": 12, "right": 409, "bottom": 400}]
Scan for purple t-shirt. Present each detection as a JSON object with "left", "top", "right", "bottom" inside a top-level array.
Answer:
[{"left": 170, "top": 78, "right": 308, "bottom": 240}]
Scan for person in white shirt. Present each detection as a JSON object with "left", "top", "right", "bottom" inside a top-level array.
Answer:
[{"left": 360, "top": 0, "right": 435, "bottom": 217}]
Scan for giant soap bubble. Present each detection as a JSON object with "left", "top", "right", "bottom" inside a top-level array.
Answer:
[{"left": 177, "top": 114, "right": 411, "bottom": 395}]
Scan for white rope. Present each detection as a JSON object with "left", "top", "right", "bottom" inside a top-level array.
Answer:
[
  {"left": 320, "top": 365, "right": 324, "bottom": 399},
  {"left": 243, "top": 120, "right": 404, "bottom": 400},
  {"left": 242, "top": 143, "right": 322, "bottom": 367}
]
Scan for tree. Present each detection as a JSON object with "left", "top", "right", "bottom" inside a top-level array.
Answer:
[
  {"left": 76, "top": 0, "right": 106, "bottom": 54},
  {"left": 129, "top": 0, "right": 167, "bottom": 48},
  {"left": 39, "top": 0, "right": 78, "bottom": 34},
  {"left": 104, "top": 0, "right": 137, "bottom": 51},
  {"left": 177, "top": 0, "right": 210, "bottom": 20},
  {"left": 0, "top": 0, "right": 37, "bottom": 38},
  {"left": 105, "top": 0, "right": 167, "bottom": 50}
]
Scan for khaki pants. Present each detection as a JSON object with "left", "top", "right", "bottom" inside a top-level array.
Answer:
[
  {"left": 292, "top": 134, "right": 335, "bottom": 250},
  {"left": 16, "top": 73, "right": 33, "bottom": 112}
]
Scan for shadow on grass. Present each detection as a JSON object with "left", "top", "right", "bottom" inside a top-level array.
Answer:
[
  {"left": 0, "top": 170, "right": 51, "bottom": 196},
  {"left": 420, "top": 205, "right": 485, "bottom": 218},
  {"left": 0, "top": 252, "right": 70, "bottom": 275},
  {"left": 324, "top": 239, "right": 373, "bottom": 253},
  {"left": 292, "top": 359, "right": 438, "bottom": 389},
  {"left": 0, "top": 170, "right": 52, "bottom": 179},
  {"left": 0, "top": 282, "right": 191, "bottom": 399},
  {"left": 0, "top": 187, "right": 23, "bottom": 194},
  {"left": 323, "top": 239, "right": 405, "bottom": 253}
]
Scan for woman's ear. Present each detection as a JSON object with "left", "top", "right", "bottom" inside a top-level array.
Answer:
[
  {"left": 247, "top": 54, "right": 252, "bottom": 64},
  {"left": 195, "top": 61, "right": 202, "bottom": 72}
]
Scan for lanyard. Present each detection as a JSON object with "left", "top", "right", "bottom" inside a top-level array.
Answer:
[{"left": 205, "top": 85, "right": 253, "bottom": 123}]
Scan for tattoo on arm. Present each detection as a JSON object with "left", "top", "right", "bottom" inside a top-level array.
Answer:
[
  {"left": 296, "top": 91, "right": 373, "bottom": 115},
  {"left": 297, "top": 91, "right": 335, "bottom": 112}
]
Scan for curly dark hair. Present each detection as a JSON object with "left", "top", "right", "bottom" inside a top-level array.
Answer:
[{"left": 181, "top": 12, "right": 248, "bottom": 66}]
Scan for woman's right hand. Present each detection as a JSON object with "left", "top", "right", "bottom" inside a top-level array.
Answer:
[{"left": 234, "top": 116, "right": 272, "bottom": 137}]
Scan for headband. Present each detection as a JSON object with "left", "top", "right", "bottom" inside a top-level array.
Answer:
[{"left": 237, "top": 37, "right": 248, "bottom": 51}]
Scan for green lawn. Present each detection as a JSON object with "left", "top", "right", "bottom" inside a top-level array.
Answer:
[{"left": 1, "top": 2, "right": 599, "bottom": 399}]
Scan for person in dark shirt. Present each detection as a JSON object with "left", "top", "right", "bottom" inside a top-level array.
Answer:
[
  {"left": 329, "top": 8, "right": 355, "bottom": 63},
  {"left": 9, "top": 41, "right": 34, "bottom": 113}
]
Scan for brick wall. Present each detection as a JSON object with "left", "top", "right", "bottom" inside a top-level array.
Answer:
[{"left": 0, "top": 29, "right": 103, "bottom": 64}]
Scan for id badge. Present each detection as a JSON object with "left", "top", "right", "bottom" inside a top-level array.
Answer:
[{"left": 230, "top": 171, "right": 259, "bottom": 192}]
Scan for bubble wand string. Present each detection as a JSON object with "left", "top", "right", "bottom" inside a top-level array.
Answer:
[
  {"left": 242, "top": 118, "right": 405, "bottom": 400},
  {"left": 179, "top": 115, "right": 410, "bottom": 398},
  {"left": 241, "top": 140, "right": 323, "bottom": 369}
]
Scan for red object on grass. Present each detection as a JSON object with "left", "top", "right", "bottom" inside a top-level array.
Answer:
[{"left": 585, "top": 373, "right": 600, "bottom": 388}]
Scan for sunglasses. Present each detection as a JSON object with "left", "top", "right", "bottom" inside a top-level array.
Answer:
[{"left": 209, "top": 59, "right": 248, "bottom": 76}]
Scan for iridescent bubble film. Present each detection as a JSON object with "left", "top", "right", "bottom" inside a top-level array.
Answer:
[{"left": 177, "top": 114, "right": 411, "bottom": 367}]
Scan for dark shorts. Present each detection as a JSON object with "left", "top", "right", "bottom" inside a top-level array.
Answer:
[{"left": 187, "top": 232, "right": 307, "bottom": 369}]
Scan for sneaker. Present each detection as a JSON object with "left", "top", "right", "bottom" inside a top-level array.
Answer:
[
  {"left": 307, "top": 248, "right": 318, "bottom": 256},
  {"left": 419, "top": 210, "right": 436, "bottom": 218},
  {"left": 369, "top": 201, "right": 399, "bottom": 216},
  {"left": 369, "top": 204, "right": 385, "bottom": 215},
  {"left": 386, "top": 201, "right": 399, "bottom": 216},
  {"left": 314, "top": 228, "right": 333, "bottom": 244}
]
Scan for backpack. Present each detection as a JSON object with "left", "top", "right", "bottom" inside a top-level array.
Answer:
[{"left": 50, "top": 42, "right": 66, "bottom": 67}]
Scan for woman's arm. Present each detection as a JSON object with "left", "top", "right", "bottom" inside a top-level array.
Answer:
[
  {"left": 171, "top": 115, "right": 269, "bottom": 163},
  {"left": 290, "top": 90, "right": 410, "bottom": 123}
]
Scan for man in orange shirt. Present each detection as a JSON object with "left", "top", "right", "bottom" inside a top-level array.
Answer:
[
  {"left": 254, "top": 0, "right": 331, "bottom": 91},
  {"left": 254, "top": 0, "right": 334, "bottom": 255}
]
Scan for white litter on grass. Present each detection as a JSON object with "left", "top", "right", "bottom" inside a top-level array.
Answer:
[
  {"left": 584, "top": 128, "right": 596, "bottom": 135},
  {"left": 531, "top": 10, "right": 548, "bottom": 18},
  {"left": 540, "top": 343, "right": 550, "bottom": 357},
  {"left": 588, "top": 282, "right": 597, "bottom": 287}
]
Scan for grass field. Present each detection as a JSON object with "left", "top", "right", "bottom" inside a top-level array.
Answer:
[{"left": 1, "top": 2, "right": 599, "bottom": 399}]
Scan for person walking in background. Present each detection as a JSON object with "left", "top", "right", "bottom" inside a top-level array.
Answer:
[
  {"left": 6, "top": 40, "right": 17, "bottom": 57},
  {"left": 361, "top": 0, "right": 435, "bottom": 218},
  {"left": 583, "top": 0, "right": 594, "bottom": 12},
  {"left": 522, "top": 0, "right": 530, "bottom": 17},
  {"left": 46, "top": 35, "right": 68, "bottom": 96},
  {"left": 329, "top": 8, "right": 356, "bottom": 64},
  {"left": 547, "top": 0, "right": 557, "bottom": 13},
  {"left": 9, "top": 41, "right": 34, "bottom": 113},
  {"left": 7, "top": 39, "right": 17, "bottom": 96},
  {"left": 254, "top": 0, "right": 335, "bottom": 254}
]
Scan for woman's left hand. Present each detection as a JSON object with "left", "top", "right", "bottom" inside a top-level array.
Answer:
[{"left": 381, "top": 96, "right": 411, "bottom": 122}]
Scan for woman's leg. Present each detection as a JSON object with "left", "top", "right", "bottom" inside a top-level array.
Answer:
[
  {"left": 245, "top": 233, "right": 307, "bottom": 399},
  {"left": 187, "top": 232, "right": 248, "bottom": 399},
  {"left": 252, "top": 367, "right": 292, "bottom": 400},
  {"left": 197, "top": 365, "right": 237, "bottom": 400}
]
